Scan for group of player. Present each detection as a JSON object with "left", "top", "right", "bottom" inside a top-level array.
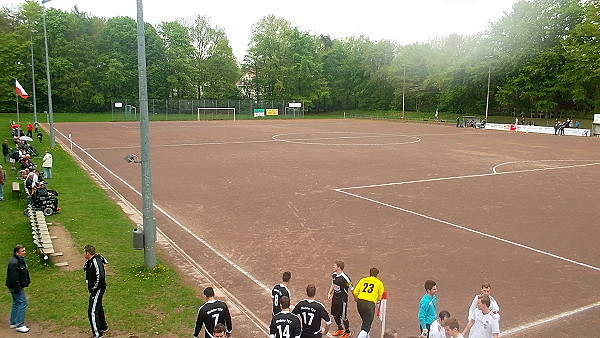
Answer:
[
  {"left": 418, "top": 281, "right": 500, "bottom": 338},
  {"left": 192, "top": 261, "right": 500, "bottom": 338},
  {"left": 270, "top": 262, "right": 384, "bottom": 338}
]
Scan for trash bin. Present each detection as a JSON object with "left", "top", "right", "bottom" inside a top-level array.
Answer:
[{"left": 132, "top": 227, "right": 144, "bottom": 250}]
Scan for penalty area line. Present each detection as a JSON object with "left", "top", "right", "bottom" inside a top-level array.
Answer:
[
  {"left": 335, "top": 189, "right": 600, "bottom": 273},
  {"left": 502, "top": 301, "right": 600, "bottom": 336}
]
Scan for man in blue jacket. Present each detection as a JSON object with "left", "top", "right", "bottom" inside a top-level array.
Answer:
[
  {"left": 84, "top": 245, "right": 109, "bottom": 338},
  {"left": 6, "top": 244, "right": 31, "bottom": 333}
]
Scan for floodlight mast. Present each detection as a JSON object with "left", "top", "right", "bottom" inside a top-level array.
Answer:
[
  {"left": 402, "top": 64, "right": 406, "bottom": 119},
  {"left": 136, "top": 0, "right": 156, "bottom": 269},
  {"left": 42, "top": 0, "right": 55, "bottom": 148},
  {"left": 485, "top": 63, "right": 491, "bottom": 122}
]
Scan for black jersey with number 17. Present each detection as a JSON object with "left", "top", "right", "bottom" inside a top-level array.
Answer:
[
  {"left": 271, "top": 283, "right": 291, "bottom": 316},
  {"left": 292, "top": 299, "right": 331, "bottom": 337}
]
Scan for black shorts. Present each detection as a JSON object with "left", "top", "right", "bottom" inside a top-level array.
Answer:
[{"left": 331, "top": 297, "right": 348, "bottom": 319}]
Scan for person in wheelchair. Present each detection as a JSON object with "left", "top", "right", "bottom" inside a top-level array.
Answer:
[{"left": 31, "top": 181, "right": 59, "bottom": 215}]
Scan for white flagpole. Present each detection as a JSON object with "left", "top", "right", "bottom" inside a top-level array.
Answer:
[
  {"left": 16, "top": 90, "right": 20, "bottom": 127},
  {"left": 379, "top": 291, "right": 388, "bottom": 338}
]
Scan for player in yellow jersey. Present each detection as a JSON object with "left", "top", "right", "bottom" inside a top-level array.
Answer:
[{"left": 352, "top": 267, "right": 384, "bottom": 338}]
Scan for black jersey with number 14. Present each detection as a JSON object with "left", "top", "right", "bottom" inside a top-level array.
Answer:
[{"left": 269, "top": 311, "right": 301, "bottom": 338}]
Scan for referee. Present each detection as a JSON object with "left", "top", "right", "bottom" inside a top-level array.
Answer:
[{"left": 352, "top": 267, "right": 384, "bottom": 338}]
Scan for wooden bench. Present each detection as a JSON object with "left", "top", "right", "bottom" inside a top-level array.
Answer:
[
  {"left": 27, "top": 207, "right": 55, "bottom": 256},
  {"left": 12, "top": 182, "right": 21, "bottom": 197}
]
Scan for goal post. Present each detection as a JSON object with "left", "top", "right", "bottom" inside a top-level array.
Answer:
[{"left": 197, "top": 107, "right": 236, "bottom": 121}]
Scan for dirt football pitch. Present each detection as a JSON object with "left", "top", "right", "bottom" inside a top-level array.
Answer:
[{"left": 56, "top": 119, "right": 600, "bottom": 337}]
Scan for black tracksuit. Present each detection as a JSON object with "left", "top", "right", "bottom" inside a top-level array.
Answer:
[{"left": 84, "top": 254, "right": 109, "bottom": 338}]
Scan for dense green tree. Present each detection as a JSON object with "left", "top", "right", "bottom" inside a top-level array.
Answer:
[
  {"left": 562, "top": 0, "right": 600, "bottom": 112},
  {"left": 0, "top": 3, "right": 34, "bottom": 113},
  {"left": 187, "top": 15, "right": 228, "bottom": 98},
  {"left": 158, "top": 20, "right": 197, "bottom": 98},
  {"left": 1, "top": 0, "right": 598, "bottom": 116},
  {"left": 201, "top": 38, "right": 240, "bottom": 99}
]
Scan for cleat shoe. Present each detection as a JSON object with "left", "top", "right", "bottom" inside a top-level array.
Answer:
[
  {"left": 341, "top": 332, "right": 351, "bottom": 338},
  {"left": 10, "top": 325, "right": 17, "bottom": 329},
  {"left": 332, "top": 330, "right": 345, "bottom": 336}
]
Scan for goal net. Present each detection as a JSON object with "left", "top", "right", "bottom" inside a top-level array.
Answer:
[{"left": 197, "top": 107, "right": 236, "bottom": 121}]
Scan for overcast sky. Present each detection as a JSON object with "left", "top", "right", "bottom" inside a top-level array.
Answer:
[{"left": 4, "top": 0, "right": 520, "bottom": 62}]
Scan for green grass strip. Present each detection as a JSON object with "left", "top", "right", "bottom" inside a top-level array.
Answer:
[{"left": 0, "top": 115, "right": 200, "bottom": 336}]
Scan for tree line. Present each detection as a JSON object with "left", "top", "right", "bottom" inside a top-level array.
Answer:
[{"left": 0, "top": 0, "right": 598, "bottom": 117}]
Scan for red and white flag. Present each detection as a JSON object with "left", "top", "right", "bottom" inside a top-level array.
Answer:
[
  {"left": 15, "top": 79, "right": 29, "bottom": 99},
  {"left": 377, "top": 291, "right": 387, "bottom": 321}
]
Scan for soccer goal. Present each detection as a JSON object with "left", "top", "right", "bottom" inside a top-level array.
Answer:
[{"left": 197, "top": 107, "right": 236, "bottom": 121}]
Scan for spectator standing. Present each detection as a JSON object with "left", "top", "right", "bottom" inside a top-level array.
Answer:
[
  {"left": 2, "top": 140, "right": 10, "bottom": 163},
  {"left": 84, "top": 245, "right": 109, "bottom": 338},
  {"left": 26, "top": 123, "right": 33, "bottom": 138},
  {"left": 443, "top": 318, "right": 464, "bottom": 338},
  {"left": 194, "top": 287, "right": 233, "bottom": 338},
  {"left": 0, "top": 165, "right": 5, "bottom": 201},
  {"left": 469, "top": 295, "right": 499, "bottom": 338},
  {"left": 327, "top": 260, "right": 352, "bottom": 337},
  {"left": 42, "top": 151, "right": 53, "bottom": 179},
  {"left": 37, "top": 132, "right": 43, "bottom": 143},
  {"left": 429, "top": 310, "right": 451, "bottom": 338},
  {"left": 462, "top": 283, "right": 500, "bottom": 337},
  {"left": 33, "top": 122, "right": 39, "bottom": 134},
  {"left": 352, "top": 267, "right": 384, "bottom": 338},
  {"left": 272, "top": 271, "right": 292, "bottom": 316},
  {"left": 269, "top": 296, "right": 301, "bottom": 338},
  {"left": 292, "top": 284, "right": 331, "bottom": 338},
  {"left": 418, "top": 280, "right": 438, "bottom": 337},
  {"left": 5, "top": 245, "right": 31, "bottom": 333}
]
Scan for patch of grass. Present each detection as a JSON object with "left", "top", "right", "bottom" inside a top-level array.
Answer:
[{"left": 0, "top": 116, "right": 200, "bottom": 336}]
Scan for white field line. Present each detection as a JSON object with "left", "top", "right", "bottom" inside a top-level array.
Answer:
[
  {"left": 335, "top": 189, "right": 600, "bottom": 272},
  {"left": 502, "top": 301, "right": 600, "bottom": 336},
  {"left": 491, "top": 159, "right": 599, "bottom": 174},
  {"left": 85, "top": 139, "right": 276, "bottom": 150},
  {"left": 54, "top": 128, "right": 272, "bottom": 290},
  {"left": 340, "top": 162, "right": 600, "bottom": 191},
  {"left": 85, "top": 128, "right": 497, "bottom": 150},
  {"left": 271, "top": 132, "right": 421, "bottom": 146}
]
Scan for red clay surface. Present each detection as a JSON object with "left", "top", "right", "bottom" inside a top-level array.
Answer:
[{"left": 56, "top": 119, "right": 600, "bottom": 337}]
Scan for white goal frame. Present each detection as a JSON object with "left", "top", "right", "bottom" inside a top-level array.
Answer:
[{"left": 197, "top": 107, "right": 236, "bottom": 121}]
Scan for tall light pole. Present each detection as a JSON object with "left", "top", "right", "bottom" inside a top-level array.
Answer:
[
  {"left": 402, "top": 64, "right": 406, "bottom": 119},
  {"left": 136, "top": 0, "right": 156, "bottom": 268},
  {"left": 29, "top": 29, "right": 38, "bottom": 125},
  {"left": 485, "top": 63, "right": 491, "bottom": 122},
  {"left": 41, "top": 0, "right": 55, "bottom": 148}
]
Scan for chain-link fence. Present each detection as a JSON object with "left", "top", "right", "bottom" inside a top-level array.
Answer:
[{"left": 108, "top": 99, "right": 305, "bottom": 121}]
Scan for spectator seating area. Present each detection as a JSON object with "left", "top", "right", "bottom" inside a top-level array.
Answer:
[{"left": 9, "top": 121, "right": 64, "bottom": 263}]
